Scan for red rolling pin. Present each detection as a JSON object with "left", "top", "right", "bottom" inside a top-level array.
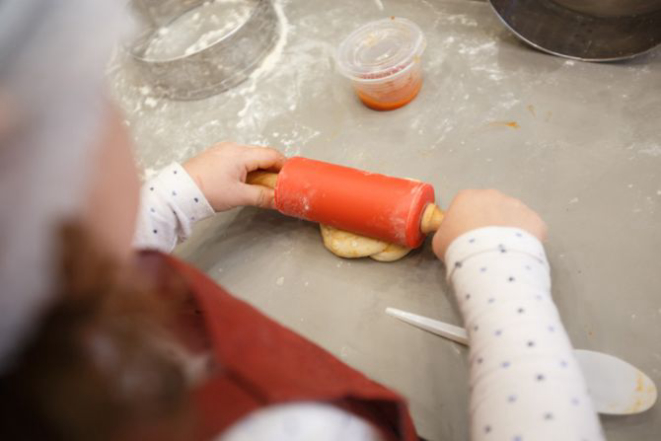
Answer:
[{"left": 247, "top": 157, "right": 444, "bottom": 248}]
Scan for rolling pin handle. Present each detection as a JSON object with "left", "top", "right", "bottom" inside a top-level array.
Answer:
[
  {"left": 246, "top": 171, "right": 278, "bottom": 189},
  {"left": 420, "top": 203, "right": 444, "bottom": 234}
]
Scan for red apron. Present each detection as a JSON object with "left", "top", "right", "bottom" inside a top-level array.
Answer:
[{"left": 139, "top": 252, "right": 418, "bottom": 441}]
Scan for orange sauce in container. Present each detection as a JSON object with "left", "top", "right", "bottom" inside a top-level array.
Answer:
[
  {"left": 336, "top": 18, "right": 426, "bottom": 111},
  {"left": 355, "top": 65, "right": 423, "bottom": 111}
]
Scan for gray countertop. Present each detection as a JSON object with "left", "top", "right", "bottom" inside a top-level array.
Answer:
[{"left": 109, "top": 0, "right": 661, "bottom": 439}]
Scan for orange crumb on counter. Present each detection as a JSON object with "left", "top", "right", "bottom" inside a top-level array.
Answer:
[{"left": 490, "top": 121, "right": 520, "bottom": 129}]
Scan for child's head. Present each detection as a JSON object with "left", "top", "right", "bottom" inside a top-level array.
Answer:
[
  {"left": 0, "top": 3, "right": 191, "bottom": 437},
  {"left": 0, "top": 0, "right": 139, "bottom": 378}
]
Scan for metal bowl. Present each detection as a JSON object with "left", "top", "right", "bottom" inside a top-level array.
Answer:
[
  {"left": 127, "top": 0, "right": 278, "bottom": 100},
  {"left": 488, "top": 0, "right": 661, "bottom": 61}
]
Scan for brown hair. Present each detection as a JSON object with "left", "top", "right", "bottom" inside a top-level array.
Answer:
[{"left": 0, "top": 224, "right": 192, "bottom": 441}]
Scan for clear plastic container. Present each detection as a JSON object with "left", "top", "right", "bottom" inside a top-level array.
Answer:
[{"left": 336, "top": 17, "right": 426, "bottom": 111}]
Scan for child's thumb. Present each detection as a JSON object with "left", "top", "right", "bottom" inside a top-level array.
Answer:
[{"left": 241, "top": 183, "right": 276, "bottom": 209}]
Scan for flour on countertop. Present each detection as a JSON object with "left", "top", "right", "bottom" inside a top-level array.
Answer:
[
  {"left": 443, "top": 13, "right": 478, "bottom": 27},
  {"left": 638, "top": 144, "right": 661, "bottom": 157},
  {"left": 248, "top": 0, "right": 289, "bottom": 81},
  {"left": 458, "top": 40, "right": 496, "bottom": 56},
  {"left": 109, "top": 0, "right": 331, "bottom": 173}
]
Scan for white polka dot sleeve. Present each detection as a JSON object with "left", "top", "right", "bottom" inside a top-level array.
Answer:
[
  {"left": 133, "top": 163, "right": 214, "bottom": 253},
  {"left": 445, "top": 227, "right": 604, "bottom": 441}
]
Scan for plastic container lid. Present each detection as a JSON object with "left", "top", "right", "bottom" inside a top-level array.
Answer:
[{"left": 336, "top": 17, "right": 426, "bottom": 82}]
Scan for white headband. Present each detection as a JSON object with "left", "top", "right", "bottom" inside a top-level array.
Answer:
[{"left": 0, "top": 0, "right": 130, "bottom": 373}]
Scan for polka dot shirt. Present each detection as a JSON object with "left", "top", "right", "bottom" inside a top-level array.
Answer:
[
  {"left": 133, "top": 163, "right": 214, "bottom": 252},
  {"left": 446, "top": 227, "right": 604, "bottom": 441}
]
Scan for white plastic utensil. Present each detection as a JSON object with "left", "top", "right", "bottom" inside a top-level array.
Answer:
[
  {"left": 573, "top": 349, "right": 657, "bottom": 416},
  {"left": 385, "top": 307, "right": 657, "bottom": 416}
]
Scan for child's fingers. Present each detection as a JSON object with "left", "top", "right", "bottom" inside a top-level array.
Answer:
[
  {"left": 244, "top": 146, "right": 286, "bottom": 172},
  {"left": 240, "top": 183, "right": 276, "bottom": 209}
]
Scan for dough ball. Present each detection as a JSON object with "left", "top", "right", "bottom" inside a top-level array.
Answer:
[
  {"left": 370, "top": 243, "right": 411, "bottom": 262},
  {"left": 319, "top": 224, "right": 387, "bottom": 258}
]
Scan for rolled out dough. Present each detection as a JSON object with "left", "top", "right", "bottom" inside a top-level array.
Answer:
[
  {"left": 319, "top": 224, "right": 411, "bottom": 262},
  {"left": 370, "top": 243, "right": 412, "bottom": 262}
]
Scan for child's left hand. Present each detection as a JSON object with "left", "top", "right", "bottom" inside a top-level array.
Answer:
[{"left": 183, "top": 142, "right": 286, "bottom": 212}]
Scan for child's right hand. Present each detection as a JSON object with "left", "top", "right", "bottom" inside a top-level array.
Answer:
[
  {"left": 432, "top": 189, "right": 547, "bottom": 261},
  {"left": 183, "top": 142, "right": 286, "bottom": 212}
]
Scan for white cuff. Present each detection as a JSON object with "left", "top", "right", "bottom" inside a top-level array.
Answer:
[
  {"left": 133, "top": 163, "right": 214, "bottom": 252},
  {"left": 445, "top": 227, "right": 549, "bottom": 282}
]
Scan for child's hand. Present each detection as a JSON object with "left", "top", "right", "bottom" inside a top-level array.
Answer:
[
  {"left": 183, "top": 142, "right": 286, "bottom": 212},
  {"left": 432, "top": 189, "right": 547, "bottom": 261}
]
